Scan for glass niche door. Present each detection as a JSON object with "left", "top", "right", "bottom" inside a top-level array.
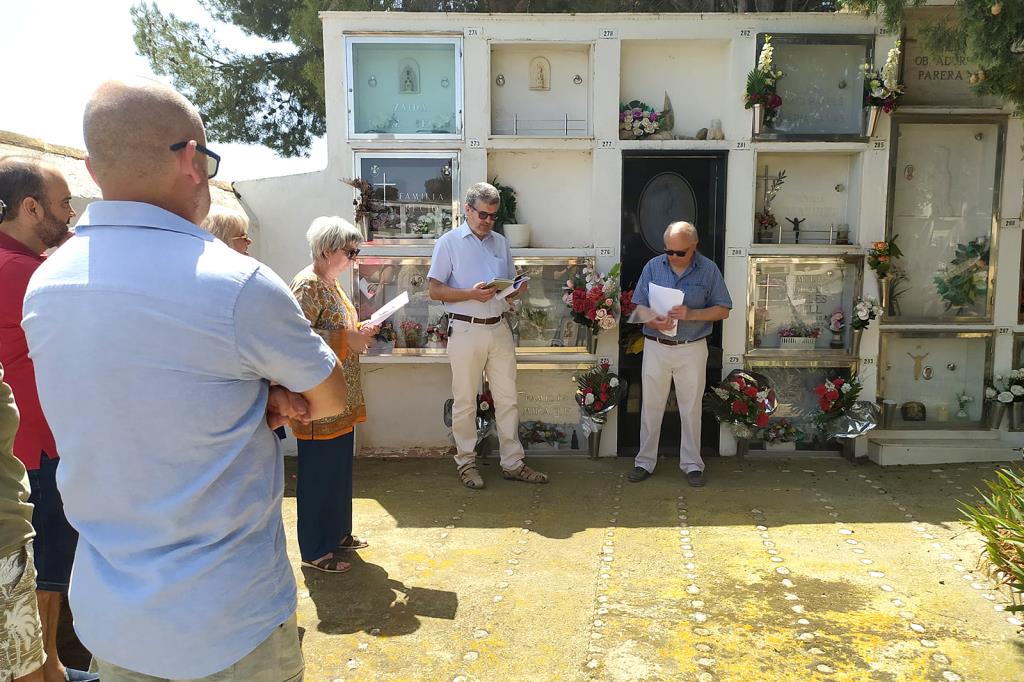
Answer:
[
  {"left": 347, "top": 36, "right": 463, "bottom": 139},
  {"left": 353, "top": 152, "right": 459, "bottom": 243},
  {"left": 756, "top": 33, "right": 873, "bottom": 140},
  {"left": 514, "top": 363, "right": 594, "bottom": 454},
  {"left": 745, "top": 358, "right": 857, "bottom": 449},
  {"left": 747, "top": 255, "right": 863, "bottom": 355},
  {"left": 885, "top": 118, "right": 1005, "bottom": 322}
]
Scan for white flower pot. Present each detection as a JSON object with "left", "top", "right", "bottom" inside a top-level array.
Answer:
[
  {"left": 779, "top": 336, "right": 816, "bottom": 351},
  {"left": 503, "top": 223, "right": 531, "bottom": 248}
]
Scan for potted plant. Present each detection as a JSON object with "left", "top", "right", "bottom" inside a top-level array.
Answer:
[
  {"left": 761, "top": 418, "right": 803, "bottom": 452},
  {"left": 777, "top": 322, "right": 820, "bottom": 350},
  {"left": 489, "top": 176, "right": 530, "bottom": 247},
  {"left": 860, "top": 41, "right": 905, "bottom": 137},
  {"left": 755, "top": 169, "right": 786, "bottom": 243},
  {"left": 867, "top": 235, "right": 904, "bottom": 312},
  {"left": 399, "top": 319, "right": 424, "bottom": 349},
  {"left": 744, "top": 35, "right": 783, "bottom": 135}
]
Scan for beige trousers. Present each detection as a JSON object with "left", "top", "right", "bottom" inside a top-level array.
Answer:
[
  {"left": 93, "top": 613, "right": 303, "bottom": 682},
  {"left": 635, "top": 337, "right": 708, "bottom": 475},
  {"left": 447, "top": 319, "right": 525, "bottom": 471}
]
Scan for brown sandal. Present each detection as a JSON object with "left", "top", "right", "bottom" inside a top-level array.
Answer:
[
  {"left": 458, "top": 462, "right": 485, "bottom": 489},
  {"left": 337, "top": 534, "right": 369, "bottom": 551},
  {"left": 502, "top": 463, "right": 549, "bottom": 484},
  {"left": 301, "top": 553, "right": 352, "bottom": 573}
]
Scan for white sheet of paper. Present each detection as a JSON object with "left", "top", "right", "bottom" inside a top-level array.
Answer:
[
  {"left": 649, "top": 283, "right": 684, "bottom": 336},
  {"left": 364, "top": 291, "right": 409, "bottom": 328},
  {"left": 496, "top": 275, "right": 530, "bottom": 300}
]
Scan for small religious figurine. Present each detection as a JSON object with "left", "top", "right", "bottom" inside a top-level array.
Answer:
[
  {"left": 529, "top": 57, "right": 551, "bottom": 91},
  {"left": 785, "top": 217, "right": 805, "bottom": 232},
  {"left": 907, "top": 347, "right": 930, "bottom": 381}
]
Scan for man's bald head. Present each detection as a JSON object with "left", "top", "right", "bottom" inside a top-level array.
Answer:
[
  {"left": 83, "top": 80, "right": 211, "bottom": 223},
  {"left": 664, "top": 221, "right": 698, "bottom": 244}
]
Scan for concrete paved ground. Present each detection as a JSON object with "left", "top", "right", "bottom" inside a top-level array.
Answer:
[{"left": 284, "top": 456, "right": 1024, "bottom": 681}]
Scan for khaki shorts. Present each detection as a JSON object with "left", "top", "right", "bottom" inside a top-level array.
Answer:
[
  {"left": 94, "top": 613, "right": 304, "bottom": 682},
  {"left": 0, "top": 543, "right": 45, "bottom": 681}
]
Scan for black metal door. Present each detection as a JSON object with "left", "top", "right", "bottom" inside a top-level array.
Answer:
[{"left": 617, "top": 152, "right": 728, "bottom": 458}]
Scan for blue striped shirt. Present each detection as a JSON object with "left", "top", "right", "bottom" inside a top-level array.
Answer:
[{"left": 631, "top": 252, "right": 732, "bottom": 342}]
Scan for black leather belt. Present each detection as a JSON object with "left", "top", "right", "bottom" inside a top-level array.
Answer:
[
  {"left": 450, "top": 313, "right": 503, "bottom": 325},
  {"left": 644, "top": 334, "right": 708, "bottom": 346}
]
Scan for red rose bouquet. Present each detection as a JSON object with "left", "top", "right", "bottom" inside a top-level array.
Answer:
[
  {"left": 813, "top": 374, "right": 862, "bottom": 430},
  {"left": 704, "top": 370, "right": 778, "bottom": 439},
  {"left": 564, "top": 263, "right": 621, "bottom": 334}
]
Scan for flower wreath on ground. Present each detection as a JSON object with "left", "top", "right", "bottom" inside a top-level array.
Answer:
[
  {"left": 704, "top": 370, "right": 778, "bottom": 441},
  {"left": 574, "top": 361, "right": 625, "bottom": 437},
  {"left": 564, "top": 263, "right": 622, "bottom": 335}
]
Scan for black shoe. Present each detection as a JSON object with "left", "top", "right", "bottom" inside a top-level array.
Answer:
[
  {"left": 686, "top": 470, "right": 706, "bottom": 487},
  {"left": 628, "top": 466, "right": 651, "bottom": 482}
]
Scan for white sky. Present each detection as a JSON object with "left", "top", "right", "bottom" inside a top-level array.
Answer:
[{"left": 0, "top": 1, "right": 326, "bottom": 182}]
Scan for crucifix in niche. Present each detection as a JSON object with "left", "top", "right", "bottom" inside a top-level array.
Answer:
[
  {"left": 370, "top": 171, "right": 397, "bottom": 206},
  {"left": 907, "top": 346, "right": 930, "bottom": 381}
]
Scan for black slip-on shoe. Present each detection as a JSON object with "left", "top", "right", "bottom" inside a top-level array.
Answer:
[
  {"left": 686, "top": 470, "right": 706, "bottom": 487},
  {"left": 628, "top": 466, "right": 651, "bottom": 482}
]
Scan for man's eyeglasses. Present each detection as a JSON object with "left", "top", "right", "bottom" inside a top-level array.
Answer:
[
  {"left": 468, "top": 205, "right": 499, "bottom": 222},
  {"left": 664, "top": 249, "right": 690, "bottom": 257},
  {"left": 343, "top": 248, "right": 361, "bottom": 259},
  {"left": 0, "top": 199, "right": 6, "bottom": 224},
  {"left": 169, "top": 141, "right": 221, "bottom": 179}
]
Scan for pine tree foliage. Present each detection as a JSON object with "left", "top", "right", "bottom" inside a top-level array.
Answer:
[{"left": 841, "top": 0, "right": 1024, "bottom": 115}]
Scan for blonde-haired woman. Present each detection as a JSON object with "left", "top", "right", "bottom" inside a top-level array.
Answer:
[
  {"left": 290, "top": 216, "right": 376, "bottom": 573},
  {"left": 201, "top": 208, "right": 252, "bottom": 255}
]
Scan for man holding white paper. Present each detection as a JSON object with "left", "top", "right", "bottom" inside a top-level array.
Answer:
[
  {"left": 628, "top": 222, "right": 732, "bottom": 487},
  {"left": 428, "top": 182, "right": 548, "bottom": 489}
]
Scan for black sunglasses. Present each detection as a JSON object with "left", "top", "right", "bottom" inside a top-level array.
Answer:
[
  {"left": 343, "top": 248, "right": 361, "bottom": 259},
  {"left": 664, "top": 249, "right": 690, "bottom": 257},
  {"left": 468, "top": 205, "right": 499, "bottom": 222},
  {"left": 169, "top": 141, "right": 221, "bottom": 179}
]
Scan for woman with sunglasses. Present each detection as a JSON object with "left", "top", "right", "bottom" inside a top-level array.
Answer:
[
  {"left": 289, "top": 217, "right": 377, "bottom": 573},
  {"left": 201, "top": 208, "right": 253, "bottom": 255}
]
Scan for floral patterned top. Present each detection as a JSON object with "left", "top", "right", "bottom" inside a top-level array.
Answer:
[{"left": 289, "top": 266, "right": 366, "bottom": 439}]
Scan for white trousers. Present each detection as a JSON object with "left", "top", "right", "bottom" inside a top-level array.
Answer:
[
  {"left": 447, "top": 319, "right": 525, "bottom": 471},
  {"left": 635, "top": 337, "right": 708, "bottom": 474}
]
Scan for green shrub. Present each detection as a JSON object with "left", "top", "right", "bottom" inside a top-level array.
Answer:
[{"left": 961, "top": 466, "right": 1024, "bottom": 611}]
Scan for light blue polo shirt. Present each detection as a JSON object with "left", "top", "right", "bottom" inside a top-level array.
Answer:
[
  {"left": 22, "top": 201, "right": 336, "bottom": 678},
  {"left": 427, "top": 221, "right": 515, "bottom": 318},
  {"left": 631, "top": 252, "right": 733, "bottom": 342}
]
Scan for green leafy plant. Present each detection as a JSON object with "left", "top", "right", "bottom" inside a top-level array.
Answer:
[
  {"left": 933, "top": 236, "right": 990, "bottom": 312},
  {"left": 488, "top": 176, "right": 518, "bottom": 229},
  {"left": 960, "top": 466, "right": 1024, "bottom": 611},
  {"left": 743, "top": 35, "right": 784, "bottom": 125}
]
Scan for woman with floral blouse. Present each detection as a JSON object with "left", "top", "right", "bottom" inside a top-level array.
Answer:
[{"left": 290, "top": 217, "right": 377, "bottom": 573}]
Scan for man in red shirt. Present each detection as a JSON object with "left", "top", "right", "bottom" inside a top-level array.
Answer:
[{"left": 0, "top": 156, "right": 96, "bottom": 682}]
